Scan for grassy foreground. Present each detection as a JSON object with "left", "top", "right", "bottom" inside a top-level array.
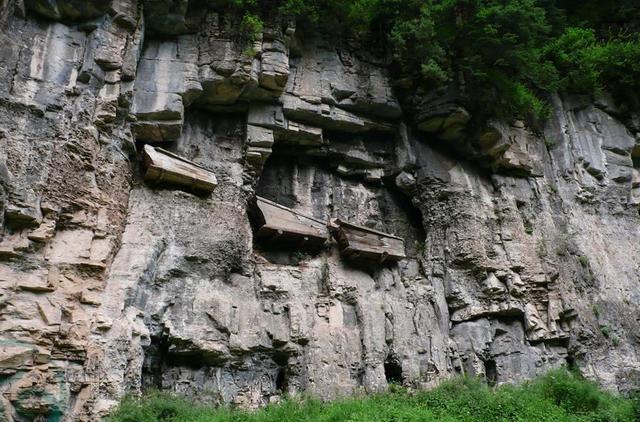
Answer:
[{"left": 108, "top": 370, "right": 639, "bottom": 422}]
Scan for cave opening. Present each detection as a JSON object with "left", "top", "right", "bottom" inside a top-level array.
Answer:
[
  {"left": 381, "top": 175, "right": 426, "bottom": 256},
  {"left": 565, "top": 354, "right": 576, "bottom": 370},
  {"left": 272, "top": 351, "right": 290, "bottom": 393},
  {"left": 632, "top": 145, "right": 640, "bottom": 169},
  {"left": 384, "top": 357, "right": 403, "bottom": 385},
  {"left": 255, "top": 149, "right": 303, "bottom": 208},
  {"left": 485, "top": 359, "right": 498, "bottom": 386},
  {"left": 275, "top": 367, "right": 288, "bottom": 392},
  {"left": 141, "top": 334, "right": 169, "bottom": 391}
]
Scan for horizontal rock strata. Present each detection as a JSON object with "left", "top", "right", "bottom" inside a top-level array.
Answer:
[{"left": 0, "top": 1, "right": 639, "bottom": 420}]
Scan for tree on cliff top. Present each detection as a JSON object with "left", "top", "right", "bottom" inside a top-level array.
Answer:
[{"left": 224, "top": 0, "right": 640, "bottom": 122}]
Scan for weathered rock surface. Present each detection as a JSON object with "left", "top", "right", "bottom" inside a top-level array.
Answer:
[{"left": 1, "top": 1, "right": 639, "bottom": 420}]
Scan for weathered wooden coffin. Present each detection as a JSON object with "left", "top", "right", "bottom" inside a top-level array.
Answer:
[
  {"left": 142, "top": 144, "right": 217, "bottom": 193},
  {"left": 249, "top": 196, "right": 329, "bottom": 250},
  {"left": 329, "top": 219, "right": 406, "bottom": 262}
]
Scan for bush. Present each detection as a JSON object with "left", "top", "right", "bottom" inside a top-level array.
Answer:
[
  {"left": 240, "top": 13, "right": 263, "bottom": 42},
  {"left": 542, "top": 27, "right": 601, "bottom": 94},
  {"left": 532, "top": 370, "right": 636, "bottom": 421},
  {"left": 108, "top": 369, "right": 637, "bottom": 422}
]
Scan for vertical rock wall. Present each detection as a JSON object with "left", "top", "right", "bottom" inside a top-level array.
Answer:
[{"left": 0, "top": 1, "right": 639, "bottom": 420}]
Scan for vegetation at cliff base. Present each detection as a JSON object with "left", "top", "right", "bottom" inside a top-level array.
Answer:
[
  {"left": 224, "top": 0, "right": 640, "bottom": 122},
  {"left": 108, "top": 369, "right": 639, "bottom": 421}
]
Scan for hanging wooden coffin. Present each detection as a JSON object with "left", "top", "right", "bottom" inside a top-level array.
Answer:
[
  {"left": 329, "top": 219, "right": 406, "bottom": 262},
  {"left": 249, "top": 196, "right": 329, "bottom": 250},
  {"left": 142, "top": 144, "right": 218, "bottom": 193}
]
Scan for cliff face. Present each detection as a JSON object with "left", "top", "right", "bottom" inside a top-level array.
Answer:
[{"left": 1, "top": 1, "right": 639, "bottom": 420}]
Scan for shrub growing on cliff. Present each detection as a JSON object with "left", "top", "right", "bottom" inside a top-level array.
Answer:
[
  {"left": 108, "top": 369, "right": 638, "bottom": 421},
  {"left": 543, "top": 27, "right": 640, "bottom": 100},
  {"left": 240, "top": 13, "right": 264, "bottom": 41},
  {"left": 220, "top": 0, "right": 640, "bottom": 123}
]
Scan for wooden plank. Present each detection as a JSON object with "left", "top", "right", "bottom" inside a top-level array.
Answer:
[{"left": 143, "top": 144, "right": 217, "bottom": 193}]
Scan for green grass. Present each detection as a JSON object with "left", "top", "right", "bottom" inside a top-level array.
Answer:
[{"left": 108, "top": 369, "right": 639, "bottom": 422}]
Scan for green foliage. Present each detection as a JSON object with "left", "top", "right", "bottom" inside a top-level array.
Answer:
[
  {"left": 243, "top": 45, "right": 258, "bottom": 57},
  {"left": 595, "top": 39, "right": 640, "bottom": 100},
  {"left": 108, "top": 369, "right": 637, "bottom": 422},
  {"left": 531, "top": 370, "right": 635, "bottom": 420},
  {"left": 631, "top": 392, "right": 640, "bottom": 421},
  {"left": 277, "top": 0, "right": 320, "bottom": 21},
  {"left": 600, "top": 325, "right": 622, "bottom": 346},
  {"left": 240, "top": 13, "right": 263, "bottom": 42},
  {"left": 542, "top": 27, "right": 640, "bottom": 101},
  {"left": 219, "top": 1, "right": 640, "bottom": 121},
  {"left": 542, "top": 27, "right": 601, "bottom": 93},
  {"left": 334, "top": 0, "right": 561, "bottom": 120}
]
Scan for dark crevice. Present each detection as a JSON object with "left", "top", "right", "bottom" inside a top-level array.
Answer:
[
  {"left": 632, "top": 145, "right": 640, "bottom": 168},
  {"left": 141, "top": 334, "right": 170, "bottom": 391},
  {"left": 258, "top": 130, "right": 393, "bottom": 190},
  {"left": 275, "top": 367, "right": 288, "bottom": 392},
  {"left": 380, "top": 174, "right": 426, "bottom": 255},
  {"left": 384, "top": 356, "right": 403, "bottom": 385},
  {"left": 485, "top": 359, "right": 497, "bottom": 387},
  {"left": 255, "top": 151, "right": 298, "bottom": 208},
  {"left": 565, "top": 354, "right": 576, "bottom": 370}
]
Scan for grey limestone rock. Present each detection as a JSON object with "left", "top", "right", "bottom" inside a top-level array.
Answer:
[{"left": 0, "top": 1, "right": 639, "bottom": 420}]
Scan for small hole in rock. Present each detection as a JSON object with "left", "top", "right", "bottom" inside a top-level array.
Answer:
[
  {"left": 275, "top": 367, "right": 288, "bottom": 392},
  {"left": 485, "top": 359, "right": 497, "bottom": 386},
  {"left": 566, "top": 354, "right": 576, "bottom": 370},
  {"left": 384, "top": 358, "right": 403, "bottom": 385}
]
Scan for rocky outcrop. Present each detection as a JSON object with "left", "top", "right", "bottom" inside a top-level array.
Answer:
[{"left": 1, "top": 1, "right": 639, "bottom": 420}]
